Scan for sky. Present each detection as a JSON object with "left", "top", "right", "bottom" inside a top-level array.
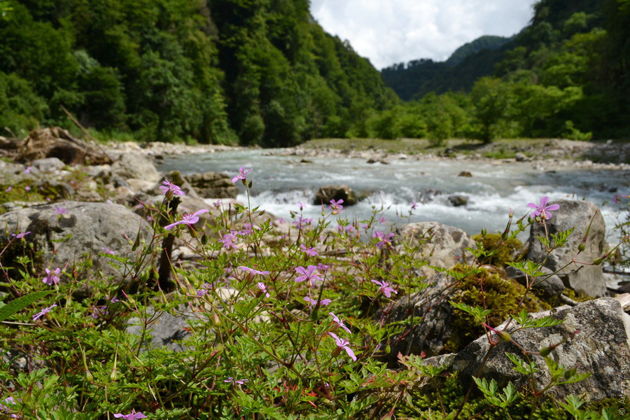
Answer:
[{"left": 310, "top": 0, "right": 539, "bottom": 69}]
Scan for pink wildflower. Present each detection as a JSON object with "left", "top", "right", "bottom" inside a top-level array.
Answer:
[
  {"left": 304, "top": 296, "right": 332, "bottom": 307},
  {"left": 329, "top": 312, "right": 352, "bottom": 334},
  {"left": 329, "top": 199, "right": 344, "bottom": 214},
  {"left": 24, "top": 166, "right": 33, "bottom": 174},
  {"left": 54, "top": 206, "right": 68, "bottom": 215},
  {"left": 300, "top": 244, "right": 318, "bottom": 256},
  {"left": 371, "top": 279, "right": 398, "bottom": 298},
  {"left": 164, "top": 209, "right": 209, "bottom": 230},
  {"left": 373, "top": 231, "right": 394, "bottom": 249},
  {"left": 257, "top": 282, "right": 270, "bottom": 298},
  {"left": 32, "top": 304, "right": 57, "bottom": 321},
  {"left": 527, "top": 196, "right": 560, "bottom": 220},
  {"left": 410, "top": 201, "right": 418, "bottom": 210},
  {"left": 196, "top": 283, "right": 213, "bottom": 297},
  {"left": 327, "top": 332, "right": 357, "bottom": 361},
  {"left": 113, "top": 409, "right": 147, "bottom": 419},
  {"left": 43, "top": 267, "right": 61, "bottom": 286},
  {"left": 293, "top": 216, "right": 313, "bottom": 229},
  {"left": 295, "top": 265, "right": 322, "bottom": 286},
  {"left": 25, "top": 186, "right": 31, "bottom": 191},
  {"left": 224, "top": 377, "right": 248, "bottom": 385},
  {"left": 10, "top": 231, "right": 30, "bottom": 239},
  {"left": 238, "top": 223, "right": 254, "bottom": 236},
  {"left": 219, "top": 232, "right": 238, "bottom": 250},
  {"left": 316, "top": 263, "right": 330, "bottom": 272},
  {"left": 238, "top": 266, "right": 270, "bottom": 276},
  {"left": 231, "top": 167, "right": 252, "bottom": 184},
  {"left": 159, "top": 179, "right": 185, "bottom": 197}
]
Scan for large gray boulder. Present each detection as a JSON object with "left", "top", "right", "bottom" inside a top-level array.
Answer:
[
  {"left": 527, "top": 200, "right": 607, "bottom": 297},
  {"left": 185, "top": 171, "right": 238, "bottom": 198},
  {"left": 382, "top": 272, "right": 455, "bottom": 358},
  {"left": 0, "top": 201, "right": 153, "bottom": 281},
  {"left": 446, "top": 297, "right": 630, "bottom": 401},
  {"left": 111, "top": 152, "right": 161, "bottom": 184},
  {"left": 399, "top": 222, "right": 475, "bottom": 276}
]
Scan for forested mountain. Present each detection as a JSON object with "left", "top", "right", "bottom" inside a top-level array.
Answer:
[
  {"left": 374, "top": 0, "right": 630, "bottom": 141},
  {"left": 0, "top": 0, "right": 397, "bottom": 146},
  {"left": 382, "top": 0, "right": 604, "bottom": 102},
  {"left": 381, "top": 41, "right": 508, "bottom": 101},
  {"left": 444, "top": 35, "right": 510, "bottom": 66}
]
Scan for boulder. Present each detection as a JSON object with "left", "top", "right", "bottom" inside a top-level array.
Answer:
[
  {"left": 447, "top": 297, "right": 630, "bottom": 401},
  {"left": 126, "top": 305, "right": 204, "bottom": 352},
  {"left": 313, "top": 185, "right": 358, "bottom": 206},
  {"left": 448, "top": 194, "right": 469, "bottom": 207},
  {"left": 111, "top": 152, "right": 161, "bottom": 184},
  {"left": 16, "top": 127, "right": 112, "bottom": 165},
  {"left": 184, "top": 171, "right": 238, "bottom": 198},
  {"left": 0, "top": 201, "right": 153, "bottom": 282},
  {"left": 399, "top": 222, "right": 475, "bottom": 273},
  {"left": 31, "top": 157, "right": 65, "bottom": 173},
  {"left": 382, "top": 268, "right": 550, "bottom": 359},
  {"left": 383, "top": 272, "right": 455, "bottom": 358},
  {"left": 526, "top": 200, "right": 607, "bottom": 297},
  {"left": 458, "top": 171, "right": 473, "bottom": 177},
  {"left": 515, "top": 152, "right": 528, "bottom": 162}
]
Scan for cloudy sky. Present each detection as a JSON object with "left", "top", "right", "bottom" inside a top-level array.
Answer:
[{"left": 310, "top": 0, "right": 538, "bottom": 69}]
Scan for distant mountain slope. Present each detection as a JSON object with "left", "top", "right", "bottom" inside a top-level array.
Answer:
[
  {"left": 445, "top": 35, "right": 509, "bottom": 66},
  {"left": 381, "top": 0, "right": 605, "bottom": 101}
]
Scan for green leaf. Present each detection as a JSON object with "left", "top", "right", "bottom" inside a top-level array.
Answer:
[
  {"left": 550, "top": 228, "right": 575, "bottom": 249},
  {"left": 506, "top": 352, "right": 538, "bottom": 375},
  {"left": 449, "top": 301, "right": 491, "bottom": 324},
  {"left": 499, "top": 381, "right": 519, "bottom": 406},
  {"left": 560, "top": 394, "right": 585, "bottom": 418},
  {"left": 513, "top": 310, "right": 563, "bottom": 329},
  {"left": 506, "top": 261, "right": 545, "bottom": 277},
  {"left": 0, "top": 290, "right": 53, "bottom": 322}
]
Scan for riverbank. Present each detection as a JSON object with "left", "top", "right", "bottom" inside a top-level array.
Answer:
[{"left": 102, "top": 137, "right": 630, "bottom": 172}]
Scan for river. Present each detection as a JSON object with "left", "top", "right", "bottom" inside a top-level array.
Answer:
[{"left": 158, "top": 149, "right": 629, "bottom": 242}]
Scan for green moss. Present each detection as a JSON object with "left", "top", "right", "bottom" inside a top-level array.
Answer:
[
  {"left": 398, "top": 372, "right": 576, "bottom": 419},
  {"left": 472, "top": 232, "right": 523, "bottom": 267},
  {"left": 445, "top": 265, "right": 551, "bottom": 352},
  {"left": 0, "top": 179, "right": 45, "bottom": 207}
]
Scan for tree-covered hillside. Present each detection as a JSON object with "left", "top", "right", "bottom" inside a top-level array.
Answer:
[
  {"left": 374, "top": 0, "right": 630, "bottom": 141},
  {"left": 0, "top": 0, "right": 397, "bottom": 146}
]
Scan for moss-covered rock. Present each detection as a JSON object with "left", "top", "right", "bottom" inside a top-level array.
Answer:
[
  {"left": 446, "top": 265, "right": 551, "bottom": 352},
  {"left": 385, "top": 265, "right": 551, "bottom": 358},
  {"left": 472, "top": 231, "right": 523, "bottom": 267}
]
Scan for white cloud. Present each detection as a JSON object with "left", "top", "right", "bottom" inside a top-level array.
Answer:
[{"left": 310, "top": 0, "right": 538, "bottom": 69}]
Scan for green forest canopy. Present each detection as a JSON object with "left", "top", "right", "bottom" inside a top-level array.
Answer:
[
  {"left": 0, "top": 0, "right": 629, "bottom": 145},
  {"left": 0, "top": 0, "right": 396, "bottom": 146}
]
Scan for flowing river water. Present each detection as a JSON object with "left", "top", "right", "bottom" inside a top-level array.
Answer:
[{"left": 158, "top": 149, "right": 629, "bottom": 242}]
